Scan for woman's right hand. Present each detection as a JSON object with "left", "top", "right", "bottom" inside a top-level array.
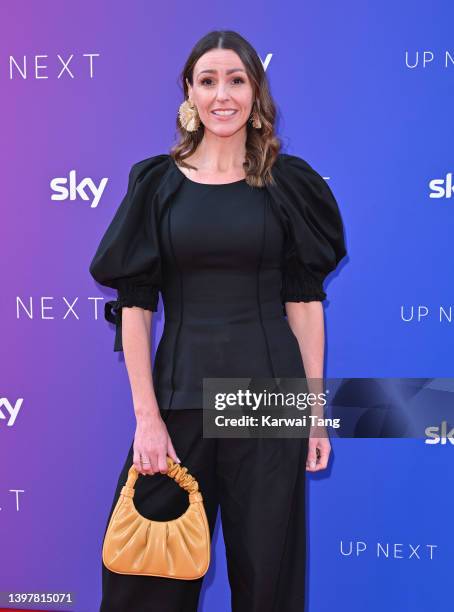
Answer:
[{"left": 133, "top": 412, "right": 181, "bottom": 475}]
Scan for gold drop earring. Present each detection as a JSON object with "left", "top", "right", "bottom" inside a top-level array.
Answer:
[{"left": 178, "top": 98, "right": 201, "bottom": 132}]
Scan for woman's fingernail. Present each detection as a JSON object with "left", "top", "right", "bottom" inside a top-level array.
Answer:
[{"left": 310, "top": 461, "right": 316, "bottom": 468}]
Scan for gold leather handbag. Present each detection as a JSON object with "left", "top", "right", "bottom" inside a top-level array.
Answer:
[{"left": 102, "top": 456, "right": 211, "bottom": 580}]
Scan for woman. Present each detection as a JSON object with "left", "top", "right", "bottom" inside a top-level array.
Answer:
[{"left": 89, "top": 29, "right": 347, "bottom": 612}]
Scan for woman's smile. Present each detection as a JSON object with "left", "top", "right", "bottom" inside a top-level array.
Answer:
[{"left": 211, "top": 109, "right": 238, "bottom": 119}]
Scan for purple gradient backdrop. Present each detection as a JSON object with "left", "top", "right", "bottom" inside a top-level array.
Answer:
[{"left": 1, "top": 1, "right": 453, "bottom": 611}]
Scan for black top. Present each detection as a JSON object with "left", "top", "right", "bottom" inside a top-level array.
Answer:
[{"left": 89, "top": 153, "right": 347, "bottom": 410}]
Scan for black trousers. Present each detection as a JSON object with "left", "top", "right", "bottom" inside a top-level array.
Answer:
[{"left": 99, "top": 409, "right": 308, "bottom": 612}]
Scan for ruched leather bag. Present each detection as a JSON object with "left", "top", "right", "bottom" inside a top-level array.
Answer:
[{"left": 102, "top": 456, "right": 211, "bottom": 580}]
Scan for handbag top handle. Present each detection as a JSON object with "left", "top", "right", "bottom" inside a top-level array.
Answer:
[{"left": 121, "top": 456, "right": 203, "bottom": 504}]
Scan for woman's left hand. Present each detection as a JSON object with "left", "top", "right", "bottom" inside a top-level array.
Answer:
[{"left": 306, "top": 428, "right": 331, "bottom": 471}]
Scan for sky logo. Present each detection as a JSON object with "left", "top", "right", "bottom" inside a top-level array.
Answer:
[
  {"left": 50, "top": 171, "right": 108, "bottom": 208},
  {"left": 425, "top": 421, "right": 454, "bottom": 445},
  {"left": 0, "top": 397, "right": 24, "bottom": 427},
  {"left": 429, "top": 173, "right": 454, "bottom": 198}
]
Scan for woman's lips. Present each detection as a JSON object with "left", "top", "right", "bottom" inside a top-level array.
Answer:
[{"left": 211, "top": 110, "right": 238, "bottom": 119}]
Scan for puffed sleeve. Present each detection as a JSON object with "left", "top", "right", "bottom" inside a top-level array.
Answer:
[
  {"left": 273, "top": 154, "right": 347, "bottom": 307},
  {"left": 89, "top": 157, "right": 166, "bottom": 352}
]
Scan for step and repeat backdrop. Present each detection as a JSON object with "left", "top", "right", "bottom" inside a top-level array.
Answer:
[{"left": 1, "top": 1, "right": 452, "bottom": 611}]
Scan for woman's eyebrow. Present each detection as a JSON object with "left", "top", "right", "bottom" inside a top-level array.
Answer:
[{"left": 197, "top": 68, "right": 246, "bottom": 76}]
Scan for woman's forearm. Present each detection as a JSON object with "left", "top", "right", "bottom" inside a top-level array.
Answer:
[
  {"left": 285, "top": 301, "right": 325, "bottom": 378},
  {"left": 121, "top": 307, "right": 160, "bottom": 420},
  {"left": 285, "top": 301, "right": 325, "bottom": 416}
]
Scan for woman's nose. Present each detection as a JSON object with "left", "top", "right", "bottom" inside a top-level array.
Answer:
[{"left": 215, "top": 84, "right": 229, "bottom": 100}]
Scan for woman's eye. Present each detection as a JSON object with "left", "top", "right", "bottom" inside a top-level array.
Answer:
[{"left": 200, "top": 77, "right": 246, "bottom": 86}]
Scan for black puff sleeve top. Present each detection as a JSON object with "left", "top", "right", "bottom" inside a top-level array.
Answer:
[
  {"left": 268, "top": 153, "right": 347, "bottom": 304},
  {"left": 89, "top": 153, "right": 347, "bottom": 354},
  {"left": 89, "top": 155, "right": 169, "bottom": 350}
]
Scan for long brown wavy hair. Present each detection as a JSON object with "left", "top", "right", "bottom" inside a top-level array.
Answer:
[{"left": 169, "top": 30, "right": 282, "bottom": 188}]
